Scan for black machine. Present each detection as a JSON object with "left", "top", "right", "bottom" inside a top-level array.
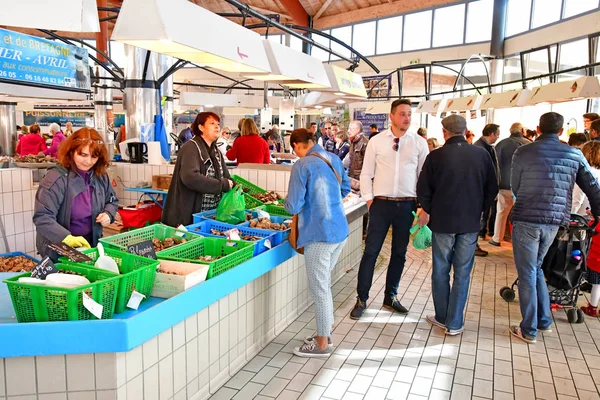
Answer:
[{"left": 499, "top": 214, "right": 597, "bottom": 324}]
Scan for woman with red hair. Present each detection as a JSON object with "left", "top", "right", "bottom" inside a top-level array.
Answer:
[{"left": 33, "top": 128, "right": 119, "bottom": 261}]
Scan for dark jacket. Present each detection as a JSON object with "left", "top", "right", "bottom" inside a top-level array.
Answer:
[
  {"left": 333, "top": 141, "right": 350, "bottom": 161},
  {"left": 495, "top": 133, "right": 530, "bottom": 190},
  {"left": 33, "top": 165, "right": 118, "bottom": 261},
  {"left": 511, "top": 133, "right": 600, "bottom": 226},
  {"left": 473, "top": 136, "right": 499, "bottom": 179},
  {"left": 348, "top": 134, "right": 369, "bottom": 180},
  {"left": 417, "top": 135, "right": 499, "bottom": 234},
  {"left": 162, "top": 136, "right": 231, "bottom": 227}
]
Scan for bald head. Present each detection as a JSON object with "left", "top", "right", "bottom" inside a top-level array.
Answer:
[{"left": 510, "top": 122, "right": 524, "bottom": 136}]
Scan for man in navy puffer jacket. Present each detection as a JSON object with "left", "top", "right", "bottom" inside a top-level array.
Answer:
[{"left": 510, "top": 112, "right": 600, "bottom": 344}]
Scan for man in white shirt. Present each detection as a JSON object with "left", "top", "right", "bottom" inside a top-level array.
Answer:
[{"left": 351, "top": 99, "right": 430, "bottom": 319}]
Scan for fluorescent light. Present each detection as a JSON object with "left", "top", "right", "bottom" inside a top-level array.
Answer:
[
  {"left": 334, "top": 92, "right": 345, "bottom": 96},
  {"left": 335, "top": 99, "right": 346, "bottom": 104},
  {"left": 301, "top": 108, "right": 308, "bottom": 111},
  {"left": 315, "top": 105, "right": 323, "bottom": 109},
  {"left": 204, "top": 104, "right": 214, "bottom": 108}
]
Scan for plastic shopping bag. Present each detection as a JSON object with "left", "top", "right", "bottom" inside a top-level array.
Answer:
[
  {"left": 410, "top": 211, "right": 432, "bottom": 250},
  {"left": 216, "top": 186, "right": 247, "bottom": 224}
]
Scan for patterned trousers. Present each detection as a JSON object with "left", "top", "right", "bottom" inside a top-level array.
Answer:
[{"left": 304, "top": 239, "right": 347, "bottom": 337}]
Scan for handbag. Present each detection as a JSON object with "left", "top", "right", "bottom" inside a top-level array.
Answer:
[{"left": 289, "top": 152, "right": 342, "bottom": 254}]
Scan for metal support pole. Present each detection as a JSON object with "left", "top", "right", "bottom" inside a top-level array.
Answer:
[{"left": 0, "top": 102, "right": 16, "bottom": 156}]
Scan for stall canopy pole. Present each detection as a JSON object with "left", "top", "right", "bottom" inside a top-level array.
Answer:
[{"left": 95, "top": 0, "right": 109, "bottom": 64}]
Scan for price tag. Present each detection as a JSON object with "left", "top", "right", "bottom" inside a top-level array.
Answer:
[
  {"left": 264, "top": 239, "right": 272, "bottom": 249},
  {"left": 31, "top": 257, "right": 58, "bottom": 280},
  {"left": 126, "top": 290, "right": 146, "bottom": 310},
  {"left": 225, "top": 228, "right": 241, "bottom": 241},
  {"left": 127, "top": 240, "right": 157, "bottom": 260},
  {"left": 256, "top": 210, "right": 270, "bottom": 219},
  {"left": 175, "top": 225, "right": 187, "bottom": 236},
  {"left": 82, "top": 292, "right": 103, "bottom": 319},
  {"left": 47, "top": 243, "right": 93, "bottom": 262}
]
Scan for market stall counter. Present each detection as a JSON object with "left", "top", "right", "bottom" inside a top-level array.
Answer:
[{"left": 0, "top": 188, "right": 366, "bottom": 399}]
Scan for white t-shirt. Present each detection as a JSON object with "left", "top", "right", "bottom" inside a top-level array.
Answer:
[{"left": 572, "top": 166, "right": 600, "bottom": 215}]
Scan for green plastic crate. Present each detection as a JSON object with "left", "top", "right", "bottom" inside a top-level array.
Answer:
[
  {"left": 59, "top": 248, "right": 159, "bottom": 314},
  {"left": 252, "top": 204, "right": 292, "bottom": 217},
  {"left": 243, "top": 193, "right": 264, "bottom": 209},
  {"left": 4, "top": 264, "right": 120, "bottom": 323},
  {"left": 157, "top": 237, "right": 255, "bottom": 279},
  {"left": 231, "top": 175, "right": 266, "bottom": 195},
  {"left": 99, "top": 224, "right": 202, "bottom": 253}
]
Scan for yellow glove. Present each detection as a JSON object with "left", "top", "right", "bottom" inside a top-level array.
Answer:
[{"left": 63, "top": 235, "right": 91, "bottom": 249}]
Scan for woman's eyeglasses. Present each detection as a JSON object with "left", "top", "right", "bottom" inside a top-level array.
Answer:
[
  {"left": 74, "top": 138, "right": 104, "bottom": 145},
  {"left": 393, "top": 137, "right": 399, "bottom": 152}
]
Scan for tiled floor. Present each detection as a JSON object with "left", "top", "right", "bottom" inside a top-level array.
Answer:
[{"left": 209, "top": 236, "right": 600, "bottom": 400}]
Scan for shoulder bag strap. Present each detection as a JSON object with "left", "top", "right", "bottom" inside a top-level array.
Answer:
[{"left": 309, "top": 153, "right": 342, "bottom": 184}]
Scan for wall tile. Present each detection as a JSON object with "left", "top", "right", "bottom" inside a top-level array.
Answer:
[
  {"left": 186, "top": 377, "right": 199, "bottom": 400},
  {"left": 198, "top": 331, "right": 209, "bottom": 373},
  {"left": 66, "top": 354, "right": 95, "bottom": 392},
  {"left": 21, "top": 170, "right": 32, "bottom": 191},
  {"left": 158, "top": 354, "right": 173, "bottom": 400},
  {"left": 143, "top": 364, "right": 159, "bottom": 400},
  {"left": 186, "top": 337, "right": 199, "bottom": 384},
  {"left": 220, "top": 318, "right": 230, "bottom": 360},
  {"left": 125, "top": 374, "right": 143, "bottom": 400},
  {"left": 209, "top": 325, "right": 220, "bottom": 366},
  {"left": 95, "top": 353, "right": 117, "bottom": 390},
  {"left": 13, "top": 213, "right": 23, "bottom": 235},
  {"left": 3, "top": 214, "right": 14, "bottom": 236},
  {"left": 22, "top": 211, "right": 33, "bottom": 233},
  {"left": 173, "top": 321, "right": 186, "bottom": 350},
  {"left": 11, "top": 171, "right": 21, "bottom": 191},
  {"left": 158, "top": 328, "right": 172, "bottom": 361},
  {"left": 12, "top": 192, "right": 23, "bottom": 213},
  {"left": 6, "top": 357, "right": 36, "bottom": 395},
  {"left": 0, "top": 358, "right": 5, "bottom": 396},
  {"left": 0, "top": 171, "right": 4, "bottom": 193},
  {"left": 21, "top": 191, "right": 32, "bottom": 212},
  {"left": 219, "top": 297, "right": 229, "bottom": 319},
  {"left": 125, "top": 346, "right": 143, "bottom": 381},
  {"left": 38, "top": 394, "right": 68, "bottom": 400},
  {"left": 96, "top": 390, "right": 117, "bottom": 400},
  {"left": 67, "top": 392, "right": 95, "bottom": 400},
  {"left": 142, "top": 337, "right": 159, "bottom": 370},
  {"left": 197, "top": 307, "right": 208, "bottom": 334},
  {"left": 115, "top": 353, "right": 127, "bottom": 388},
  {"left": 2, "top": 172, "right": 11, "bottom": 194},
  {"left": 37, "top": 355, "right": 66, "bottom": 393},
  {"left": 173, "top": 347, "right": 187, "bottom": 394},
  {"left": 185, "top": 314, "right": 197, "bottom": 342}
]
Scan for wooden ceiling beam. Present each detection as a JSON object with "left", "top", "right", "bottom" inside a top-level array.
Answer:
[
  {"left": 314, "top": 0, "right": 334, "bottom": 20},
  {"left": 314, "top": 0, "right": 462, "bottom": 29},
  {"left": 277, "top": 0, "right": 309, "bottom": 26}
]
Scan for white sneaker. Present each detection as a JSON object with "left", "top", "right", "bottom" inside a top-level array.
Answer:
[{"left": 446, "top": 327, "right": 464, "bottom": 336}]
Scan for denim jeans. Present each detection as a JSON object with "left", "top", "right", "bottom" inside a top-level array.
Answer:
[
  {"left": 480, "top": 201, "right": 497, "bottom": 237},
  {"left": 512, "top": 221, "right": 559, "bottom": 338},
  {"left": 431, "top": 232, "right": 478, "bottom": 330},
  {"left": 357, "top": 199, "right": 416, "bottom": 302}
]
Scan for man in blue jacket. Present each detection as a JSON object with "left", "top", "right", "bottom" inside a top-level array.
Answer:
[
  {"left": 510, "top": 112, "right": 600, "bottom": 343},
  {"left": 417, "top": 114, "right": 498, "bottom": 335}
]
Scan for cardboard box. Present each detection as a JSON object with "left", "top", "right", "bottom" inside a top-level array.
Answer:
[
  {"left": 151, "top": 259, "right": 209, "bottom": 298},
  {"left": 152, "top": 174, "right": 173, "bottom": 191}
]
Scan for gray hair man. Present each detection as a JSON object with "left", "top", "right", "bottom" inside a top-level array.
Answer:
[
  {"left": 489, "top": 122, "right": 530, "bottom": 247},
  {"left": 347, "top": 120, "right": 367, "bottom": 180}
]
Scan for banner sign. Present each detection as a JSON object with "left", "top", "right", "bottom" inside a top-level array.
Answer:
[
  {"left": 363, "top": 75, "right": 392, "bottom": 98},
  {"left": 23, "top": 111, "right": 94, "bottom": 127},
  {"left": 353, "top": 109, "right": 388, "bottom": 135},
  {"left": 0, "top": 27, "right": 90, "bottom": 91}
]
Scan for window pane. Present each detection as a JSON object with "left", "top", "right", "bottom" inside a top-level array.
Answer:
[
  {"left": 109, "top": 41, "right": 126, "bottom": 68},
  {"left": 311, "top": 30, "right": 330, "bottom": 62},
  {"left": 466, "top": 0, "right": 493, "bottom": 43},
  {"left": 532, "top": 0, "right": 561, "bottom": 28},
  {"left": 267, "top": 35, "right": 282, "bottom": 44},
  {"left": 433, "top": 4, "right": 465, "bottom": 47},
  {"left": 289, "top": 35, "right": 303, "bottom": 52},
  {"left": 330, "top": 26, "right": 352, "bottom": 60},
  {"left": 557, "top": 39, "right": 588, "bottom": 80},
  {"left": 564, "top": 0, "right": 599, "bottom": 18},
  {"left": 352, "top": 21, "right": 376, "bottom": 56},
  {"left": 83, "top": 40, "right": 96, "bottom": 59},
  {"left": 506, "top": 0, "right": 531, "bottom": 36},
  {"left": 404, "top": 10, "right": 432, "bottom": 51},
  {"left": 376, "top": 16, "right": 403, "bottom": 55}
]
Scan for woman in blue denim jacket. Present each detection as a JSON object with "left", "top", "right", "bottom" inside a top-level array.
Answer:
[{"left": 285, "top": 128, "right": 351, "bottom": 357}]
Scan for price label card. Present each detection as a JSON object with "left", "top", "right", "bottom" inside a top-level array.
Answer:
[
  {"left": 126, "top": 290, "right": 146, "bottom": 310},
  {"left": 256, "top": 210, "right": 270, "bottom": 219},
  {"left": 47, "top": 243, "right": 93, "bottom": 262},
  {"left": 175, "top": 225, "right": 187, "bottom": 236},
  {"left": 82, "top": 292, "right": 103, "bottom": 319},
  {"left": 31, "top": 257, "right": 58, "bottom": 280},
  {"left": 225, "top": 228, "right": 241, "bottom": 241},
  {"left": 264, "top": 239, "right": 272, "bottom": 249},
  {"left": 127, "top": 240, "right": 157, "bottom": 260}
]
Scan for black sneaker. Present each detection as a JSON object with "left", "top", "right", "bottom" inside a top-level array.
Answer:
[
  {"left": 475, "top": 245, "right": 488, "bottom": 257},
  {"left": 383, "top": 296, "right": 409, "bottom": 314},
  {"left": 350, "top": 299, "right": 366, "bottom": 320}
]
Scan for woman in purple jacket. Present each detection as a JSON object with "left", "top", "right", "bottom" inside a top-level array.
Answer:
[{"left": 44, "top": 122, "right": 66, "bottom": 158}]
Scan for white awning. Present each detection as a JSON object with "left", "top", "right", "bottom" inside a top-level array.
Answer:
[
  {"left": 477, "top": 90, "right": 530, "bottom": 109},
  {"left": 0, "top": 0, "right": 100, "bottom": 32},
  {"left": 416, "top": 99, "right": 445, "bottom": 114},
  {"left": 320, "top": 64, "right": 368, "bottom": 97},
  {"left": 441, "top": 96, "right": 480, "bottom": 112},
  {"left": 243, "top": 41, "right": 330, "bottom": 89},
  {"left": 525, "top": 76, "right": 600, "bottom": 105},
  {"left": 111, "top": 0, "right": 271, "bottom": 74}
]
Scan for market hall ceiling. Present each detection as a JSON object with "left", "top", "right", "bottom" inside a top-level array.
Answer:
[{"left": 1, "top": 0, "right": 462, "bottom": 38}]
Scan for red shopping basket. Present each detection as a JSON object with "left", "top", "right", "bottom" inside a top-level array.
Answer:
[{"left": 118, "top": 195, "right": 163, "bottom": 229}]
